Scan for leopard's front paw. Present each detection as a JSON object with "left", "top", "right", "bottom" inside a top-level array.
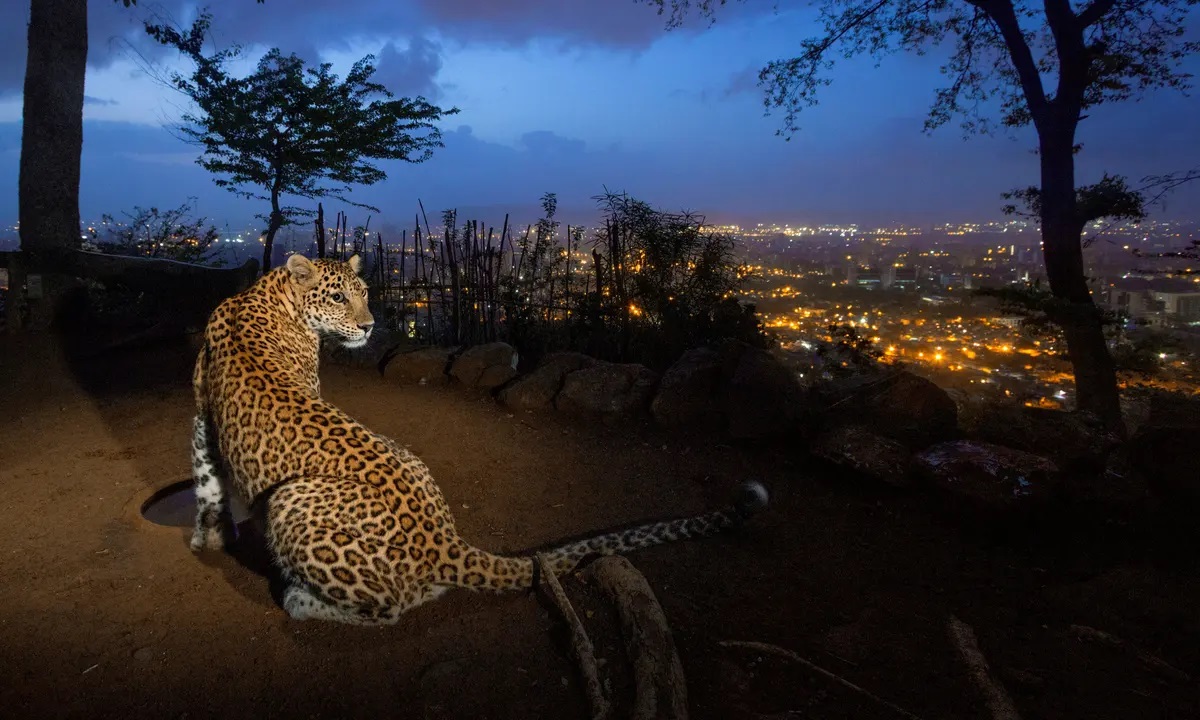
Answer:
[
  {"left": 189, "top": 527, "right": 224, "bottom": 552},
  {"left": 189, "top": 522, "right": 235, "bottom": 552}
]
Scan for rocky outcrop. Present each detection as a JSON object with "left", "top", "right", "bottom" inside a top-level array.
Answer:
[
  {"left": 497, "top": 352, "right": 596, "bottom": 410},
  {"left": 818, "top": 370, "right": 957, "bottom": 449},
  {"left": 381, "top": 346, "right": 457, "bottom": 386},
  {"left": 811, "top": 425, "right": 913, "bottom": 488},
  {"left": 723, "top": 345, "right": 806, "bottom": 441},
  {"left": 449, "top": 342, "right": 518, "bottom": 390},
  {"left": 649, "top": 347, "right": 724, "bottom": 432},
  {"left": 916, "top": 439, "right": 1059, "bottom": 508},
  {"left": 556, "top": 362, "right": 659, "bottom": 419},
  {"left": 957, "top": 401, "right": 1116, "bottom": 473}
]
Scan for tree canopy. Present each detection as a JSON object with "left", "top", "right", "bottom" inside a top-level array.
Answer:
[
  {"left": 145, "top": 11, "right": 458, "bottom": 270},
  {"left": 644, "top": 1, "right": 1199, "bottom": 137}
]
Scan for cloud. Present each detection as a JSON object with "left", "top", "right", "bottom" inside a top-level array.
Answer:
[
  {"left": 374, "top": 37, "right": 444, "bottom": 101},
  {"left": 517, "top": 130, "right": 586, "bottom": 156},
  {"left": 722, "top": 65, "right": 761, "bottom": 98},
  {"left": 84, "top": 95, "right": 119, "bottom": 107},
  {"left": 0, "top": 0, "right": 784, "bottom": 94}
]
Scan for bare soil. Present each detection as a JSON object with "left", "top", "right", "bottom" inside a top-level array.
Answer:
[{"left": 1, "top": 333, "right": 1197, "bottom": 720}]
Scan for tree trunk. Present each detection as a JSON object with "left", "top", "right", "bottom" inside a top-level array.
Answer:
[
  {"left": 1038, "top": 124, "right": 1126, "bottom": 437},
  {"left": 18, "top": 0, "right": 89, "bottom": 329},
  {"left": 262, "top": 191, "right": 284, "bottom": 274},
  {"left": 315, "top": 202, "right": 326, "bottom": 258}
]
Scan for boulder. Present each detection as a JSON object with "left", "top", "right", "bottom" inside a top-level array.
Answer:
[
  {"left": 819, "top": 370, "right": 957, "bottom": 449},
  {"left": 915, "top": 440, "right": 1059, "bottom": 508},
  {"left": 381, "top": 345, "right": 457, "bottom": 386},
  {"left": 811, "top": 425, "right": 913, "bottom": 488},
  {"left": 449, "top": 342, "right": 518, "bottom": 390},
  {"left": 556, "top": 361, "right": 659, "bottom": 418},
  {"left": 957, "top": 401, "right": 1116, "bottom": 473},
  {"left": 650, "top": 347, "right": 724, "bottom": 432},
  {"left": 497, "top": 352, "right": 596, "bottom": 410},
  {"left": 724, "top": 346, "right": 805, "bottom": 441}
]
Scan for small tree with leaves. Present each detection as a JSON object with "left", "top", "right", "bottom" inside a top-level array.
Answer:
[
  {"left": 584, "top": 191, "right": 766, "bottom": 367},
  {"left": 89, "top": 199, "right": 222, "bottom": 265},
  {"left": 145, "top": 11, "right": 457, "bottom": 273},
  {"left": 641, "top": 0, "right": 1200, "bottom": 437}
]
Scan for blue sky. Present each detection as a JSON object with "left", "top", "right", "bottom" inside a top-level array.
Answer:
[{"left": 1, "top": 0, "right": 1198, "bottom": 232}]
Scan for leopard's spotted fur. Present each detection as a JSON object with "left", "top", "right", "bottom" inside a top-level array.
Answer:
[{"left": 190, "top": 253, "right": 769, "bottom": 625}]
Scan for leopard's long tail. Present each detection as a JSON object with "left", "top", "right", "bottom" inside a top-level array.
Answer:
[{"left": 441, "top": 481, "right": 769, "bottom": 593}]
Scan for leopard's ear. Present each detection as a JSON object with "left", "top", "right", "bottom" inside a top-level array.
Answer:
[
  {"left": 286, "top": 254, "right": 319, "bottom": 290},
  {"left": 347, "top": 254, "right": 363, "bottom": 276}
]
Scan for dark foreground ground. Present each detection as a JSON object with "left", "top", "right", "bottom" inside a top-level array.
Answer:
[{"left": 0, "top": 333, "right": 1197, "bottom": 720}]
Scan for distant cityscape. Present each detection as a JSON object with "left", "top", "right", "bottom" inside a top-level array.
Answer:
[
  {"left": 2, "top": 214, "right": 1198, "bottom": 406},
  {"left": 725, "top": 218, "right": 1199, "bottom": 407}
]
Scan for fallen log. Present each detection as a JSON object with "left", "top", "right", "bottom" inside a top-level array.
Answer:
[
  {"left": 536, "top": 555, "right": 610, "bottom": 720},
  {"left": 947, "top": 615, "right": 1022, "bottom": 720},
  {"left": 6, "top": 249, "right": 258, "bottom": 335},
  {"left": 584, "top": 556, "right": 688, "bottom": 720},
  {"left": 62, "top": 250, "right": 259, "bottom": 317}
]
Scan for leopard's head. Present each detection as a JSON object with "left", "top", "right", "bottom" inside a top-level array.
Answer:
[{"left": 286, "top": 254, "right": 375, "bottom": 348}]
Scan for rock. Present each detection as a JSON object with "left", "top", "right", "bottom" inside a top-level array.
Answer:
[
  {"left": 381, "top": 345, "right": 456, "bottom": 386},
  {"left": 819, "top": 370, "right": 957, "bottom": 449},
  {"left": 497, "top": 352, "right": 596, "bottom": 410},
  {"left": 476, "top": 364, "right": 518, "bottom": 390},
  {"left": 811, "top": 425, "right": 913, "bottom": 487},
  {"left": 724, "top": 346, "right": 804, "bottom": 441},
  {"left": 650, "top": 347, "right": 724, "bottom": 432},
  {"left": 555, "top": 361, "right": 659, "bottom": 418},
  {"left": 958, "top": 402, "right": 1116, "bottom": 473},
  {"left": 915, "top": 440, "right": 1059, "bottom": 508},
  {"left": 449, "top": 342, "right": 518, "bottom": 390}
]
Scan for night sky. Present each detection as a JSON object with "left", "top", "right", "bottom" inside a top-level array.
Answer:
[{"left": 2, "top": 0, "right": 1198, "bottom": 230}]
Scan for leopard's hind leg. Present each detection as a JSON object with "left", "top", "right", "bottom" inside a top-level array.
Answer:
[{"left": 267, "top": 478, "right": 447, "bottom": 626}]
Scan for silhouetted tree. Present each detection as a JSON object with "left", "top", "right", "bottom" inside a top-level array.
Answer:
[
  {"left": 642, "top": 0, "right": 1200, "bottom": 436},
  {"left": 89, "top": 200, "right": 221, "bottom": 265},
  {"left": 16, "top": 0, "right": 90, "bottom": 328},
  {"left": 584, "top": 191, "right": 766, "bottom": 366},
  {"left": 145, "top": 12, "right": 458, "bottom": 273}
]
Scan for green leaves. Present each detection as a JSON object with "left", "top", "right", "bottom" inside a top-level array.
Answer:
[{"left": 145, "top": 11, "right": 458, "bottom": 228}]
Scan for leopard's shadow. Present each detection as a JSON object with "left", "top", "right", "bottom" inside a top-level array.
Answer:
[{"left": 191, "top": 506, "right": 291, "bottom": 610}]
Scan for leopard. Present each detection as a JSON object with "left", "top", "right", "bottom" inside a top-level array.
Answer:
[{"left": 189, "top": 252, "right": 769, "bottom": 625}]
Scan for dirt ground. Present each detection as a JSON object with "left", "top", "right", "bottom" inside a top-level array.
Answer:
[{"left": 1, "top": 332, "right": 1197, "bottom": 720}]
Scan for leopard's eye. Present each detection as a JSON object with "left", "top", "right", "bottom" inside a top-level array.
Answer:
[{"left": 331, "top": 291, "right": 346, "bottom": 303}]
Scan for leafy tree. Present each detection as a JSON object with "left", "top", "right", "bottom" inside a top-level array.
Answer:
[
  {"left": 89, "top": 200, "right": 222, "bottom": 265},
  {"left": 583, "top": 191, "right": 767, "bottom": 367},
  {"left": 145, "top": 12, "right": 458, "bottom": 273},
  {"left": 641, "top": 0, "right": 1200, "bottom": 436}
]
